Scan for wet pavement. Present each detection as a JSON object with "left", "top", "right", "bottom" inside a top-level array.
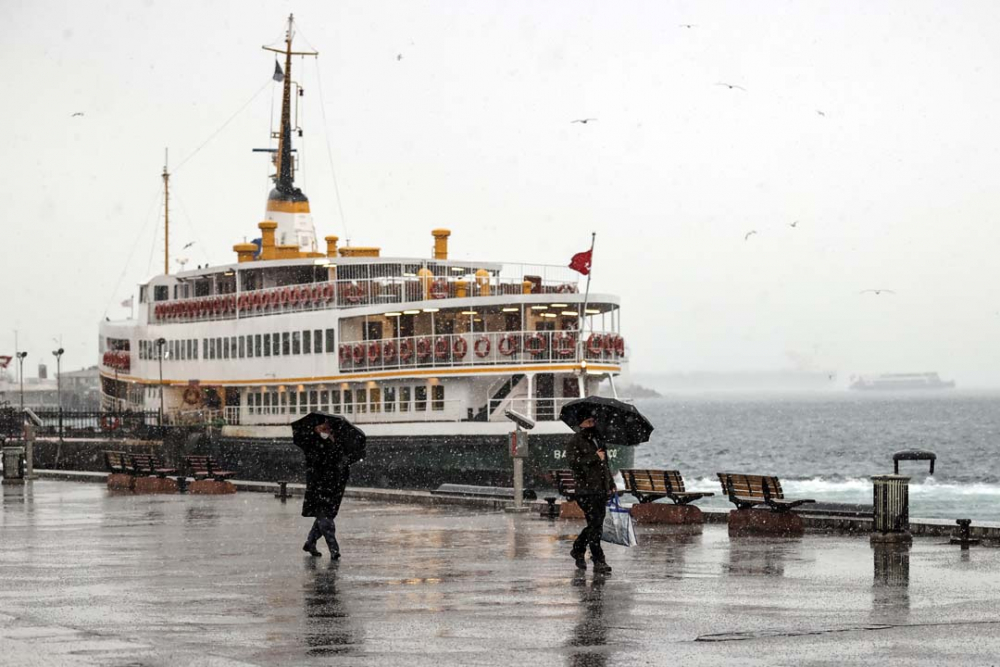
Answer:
[{"left": 2, "top": 481, "right": 1000, "bottom": 666}]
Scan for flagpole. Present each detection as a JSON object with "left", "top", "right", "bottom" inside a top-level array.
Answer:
[{"left": 578, "top": 232, "right": 596, "bottom": 362}]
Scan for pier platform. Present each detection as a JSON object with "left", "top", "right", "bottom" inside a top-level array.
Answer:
[{"left": 2, "top": 479, "right": 1000, "bottom": 666}]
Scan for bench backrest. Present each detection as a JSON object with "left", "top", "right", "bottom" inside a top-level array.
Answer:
[
  {"left": 551, "top": 469, "right": 577, "bottom": 497},
  {"left": 130, "top": 454, "right": 154, "bottom": 472},
  {"left": 185, "top": 455, "right": 212, "bottom": 473},
  {"left": 717, "top": 473, "right": 784, "bottom": 501},
  {"left": 104, "top": 451, "right": 128, "bottom": 472},
  {"left": 621, "top": 469, "right": 686, "bottom": 495}
]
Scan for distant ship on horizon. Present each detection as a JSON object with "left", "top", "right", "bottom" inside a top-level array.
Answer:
[{"left": 849, "top": 372, "right": 955, "bottom": 391}]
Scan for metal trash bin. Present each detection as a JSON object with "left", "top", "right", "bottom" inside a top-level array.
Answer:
[
  {"left": 2, "top": 446, "right": 26, "bottom": 483},
  {"left": 871, "top": 474, "right": 911, "bottom": 543}
]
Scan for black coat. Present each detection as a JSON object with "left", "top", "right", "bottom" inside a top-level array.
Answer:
[
  {"left": 301, "top": 434, "right": 351, "bottom": 518},
  {"left": 567, "top": 429, "right": 614, "bottom": 496}
]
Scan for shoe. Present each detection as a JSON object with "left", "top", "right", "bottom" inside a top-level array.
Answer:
[
  {"left": 303, "top": 542, "right": 322, "bottom": 557},
  {"left": 593, "top": 561, "right": 613, "bottom": 574},
  {"left": 570, "top": 550, "right": 587, "bottom": 570},
  {"left": 330, "top": 551, "right": 341, "bottom": 560}
]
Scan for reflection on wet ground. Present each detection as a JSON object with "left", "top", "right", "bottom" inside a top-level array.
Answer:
[{"left": 2, "top": 481, "right": 1000, "bottom": 666}]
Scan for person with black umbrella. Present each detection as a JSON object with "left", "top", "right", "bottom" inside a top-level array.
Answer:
[
  {"left": 567, "top": 410, "right": 616, "bottom": 574},
  {"left": 293, "top": 413, "right": 366, "bottom": 560}
]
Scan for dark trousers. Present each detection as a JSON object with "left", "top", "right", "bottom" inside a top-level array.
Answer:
[
  {"left": 305, "top": 516, "right": 340, "bottom": 554},
  {"left": 572, "top": 494, "right": 607, "bottom": 562}
]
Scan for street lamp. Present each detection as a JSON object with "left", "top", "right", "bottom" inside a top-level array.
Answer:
[
  {"left": 15, "top": 351, "right": 27, "bottom": 412},
  {"left": 156, "top": 338, "right": 166, "bottom": 425},
  {"left": 52, "top": 348, "right": 64, "bottom": 441}
]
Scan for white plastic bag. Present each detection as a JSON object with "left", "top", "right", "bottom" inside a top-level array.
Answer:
[{"left": 601, "top": 496, "right": 638, "bottom": 548}]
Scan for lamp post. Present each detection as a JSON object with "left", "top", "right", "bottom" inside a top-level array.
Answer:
[
  {"left": 52, "top": 348, "right": 64, "bottom": 441},
  {"left": 156, "top": 338, "right": 166, "bottom": 425},
  {"left": 15, "top": 351, "right": 27, "bottom": 412}
]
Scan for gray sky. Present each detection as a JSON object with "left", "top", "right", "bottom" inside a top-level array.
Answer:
[{"left": 4, "top": 1, "right": 1000, "bottom": 385}]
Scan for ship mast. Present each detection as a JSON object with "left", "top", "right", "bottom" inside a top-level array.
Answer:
[{"left": 163, "top": 149, "right": 170, "bottom": 275}]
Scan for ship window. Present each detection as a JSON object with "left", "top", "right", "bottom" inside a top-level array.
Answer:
[
  {"left": 230, "top": 337, "right": 237, "bottom": 359},
  {"left": 309, "top": 390, "right": 318, "bottom": 412},
  {"left": 314, "top": 329, "right": 323, "bottom": 353},
  {"left": 432, "top": 385, "right": 445, "bottom": 411},
  {"left": 302, "top": 330, "right": 311, "bottom": 354},
  {"left": 154, "top": 285, "right": 168, "bottom": 301},
  {"left": 223, "top": 338, "right": 230, "bottom": 360},
  {"left": 263, "top": 391, "right": 271, "bottom": 414},
  {"left": 288, "top": 390, "right": 296, "bottom": 414},
  {"left": 281, "top": 332, "right": 290, "bottom": 356},
  {"left": 400, "top": 386, "right": 411, "bottom": 412},
  {"left": 263, "top": 334, "right": 271, "bottom": 357},
  {"left": 139, "top": 286, "right": 148, "bottom": 304},
  {"left": 202, "top": 339, "right": 207, "bottom": 359},
  {"left": 255, "top": 334, "right": 262, "bottom": 357},
  {"left": 292, "top": 331, "right": 301, "bottom": 355},
  {"left": 325, "top": 329, "right": 335, "bottom": 354},
  {"left": 343, "top": 389, "right": 352, "bottom": 414},
  {"left": 238, "top": 336, "right": 245, "bottom": 359},
  {"left": 270, "top": 389, "right": 279, "bottom": 415},
  {"left": 384, "top": 386, "right": 396, "bottom": 413},
  {"left": 415, "top": 386, "right": 427, "bottom": 412},
  {"left": 192, "top": 339, "right": 197, "bottom": 360},
  {"left": 280, "top": 390, "right": 288, "bottom": 414},
  {"left": 331, "top": 389, "right": 341, "bottom": 414},
  {"left": 355, "top": 388, "right": 367, "bottom": 413},
  {"left": 273, "top": 333, "right": 281, "bottom": 357},
  {"left": 218, "top": 337, "right": 225, "bottom": 360},
  {"left": 369, "top": 387, "right": 381, "bottom": 413},
  {"left": 208, "top": 338, "right": 214, "bottom": 360},
  {"left": 320, "top": 390, "right": 329, "bottom": 412},
  {"left": 178, "top": 340, "right": 185, "bottom": 361},
  {"left": 299, "top": 391, "right": 308, "bottom": 415},
  {"left": 139, "top": 340, "right": 145, "bottom": 360}
]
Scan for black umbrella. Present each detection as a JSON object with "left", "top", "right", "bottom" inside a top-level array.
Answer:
[
  {"left": 292, "top": 412, "right": 367, "bottom": 464},
  {"left": 559, "top": 396, "right": 653, "bottom": 446}
]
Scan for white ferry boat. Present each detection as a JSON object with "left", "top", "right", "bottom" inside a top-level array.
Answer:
[{"left": 97, "top": 17, "right": 630, "bottom": 487}]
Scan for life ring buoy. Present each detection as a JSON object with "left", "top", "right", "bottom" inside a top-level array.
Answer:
[
  {"left": 339, "top": 344, "right": 350, "bottom": 366},
  {"left": 289, "top": 287, "right": 302, "bottom": 306},
  {"left": 434, "top": 337, "right": 450, "bottom": 360},
  {"left": 525, "top": 333, "right": 547, "bottom": 357},
  {"left": 586, "top": 334, "right": 604, "bottom": 356},
  {"left": 616, "top": 336, "right": 625, "bottom": 356},
  {"left": 430, "top": 279, "right": 449, "bottom": 299},
  {"left": 554, "top": 333, "right": 576, "bottom": 357},
  {"left": 473, "top": 336, "right": 491, "bottom": 358},
  {"left": 367, "top": 341, "right": 381, "bottom": 364},
  {"left": 100, "top": 415, "right": 121, "bottom": 431},
  {"left": 399, "top": 339, "right": 414, "bottom": 362},
  {"left": 603, "top": 335, "right": 617, "bottom": 357},
  {"left": 310, "top": 285, "right": 321, "bottom": 304},
  {"left": 278, "top": 289, "right": 290, "bottom": 306},
  {"left": 182, "top": 387, "right": 201, "bottom": 405},
  {"left": 498, "top": 334, "right": 518, "bottom": 356},
  {"left": 352, "top": 343, "right": 365, "bottom": 365},
  {"left": 226, "top": 295, "right": 236, "bottom": 312},
  {"left": 416, "top": 338, "right": 432, "bottom": 361},
  {"left": 556, "top": 283, "right": 574, "bottom": 293},
  {"left": 342, "top": 283, "right": 365, "bottom": 304},
  {"left": 322, "top": 284, "right": 334, "bottom": 302},
  {"left": 383, "top": 340, "right": 397, "bottom": 362},
  {"left": 453, "top": 337, "right": 468, "bottom": 359}
]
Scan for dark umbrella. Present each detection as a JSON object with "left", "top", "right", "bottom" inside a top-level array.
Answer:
[
  {"left": 559, "top": 396, "right": 653, "bottom": 446},
  {"left": 292, "top": 412, "right": 367, "bottom": 464}
]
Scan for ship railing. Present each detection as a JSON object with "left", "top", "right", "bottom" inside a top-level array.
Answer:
[
  {"left": 487, "top": 396, "right": 583, "bottom": 422},
  {"left": 336, "top": 330, "right": 625, "bottom": 372},
  {"left": 150, "top": 263, "right": 584, "bottom": 323},
  {"left": 225, "top": 396, "right": 467, "bottom": 425},
  {"left": 16, "top": 409, "right": 160, "bottom": 439}
]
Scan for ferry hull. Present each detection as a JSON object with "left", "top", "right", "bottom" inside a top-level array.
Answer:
[{"left": 30, "top": 433, "right": 635, "bottom": 490}]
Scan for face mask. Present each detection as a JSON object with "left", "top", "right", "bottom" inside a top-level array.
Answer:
[{"left": 319, "top": 432, "right": 331, "bottom": 440}]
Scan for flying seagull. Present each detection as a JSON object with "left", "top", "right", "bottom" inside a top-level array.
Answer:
[
  {"left": 679, "top": 23, "right": 697, "bottom": 28},
  {"left": 571, "top": 118, "right": 597, "bottom": 124},
  {"left": 816, "top": 110, "right": 826, "bottom": 117},
  {"left": 71, "top": 112, "right": 84, "bottom": 117},
  {"left": 716, "top": 82, "right": 746, "bottom": 91},
  {"left": 183, "top": 241, "right": 195, "bottom": 249},
  {"left": 859, "top": 289, "right": 896, "bottom": 295},
  {"left": 396, "top": 53, "right": 403, "bottom": 61},
  {"left": 789, "top": 220, "right": 799, "bottom": 228},
  {"left": 744, "top": 230, "right": 757, "bottom": 241}
]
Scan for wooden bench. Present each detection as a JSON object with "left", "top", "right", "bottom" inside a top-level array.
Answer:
[
  {"left": 129, "top": 454, "right": 177, "bottom": 479},
  {"left": 184, "top": 455, "right": 235, "bottom": 482},
  {"left": 551, "top": 469, "right": 578, "bottom": 500},
  {"left": 717, "top": 473, "right": 815, "bottom": 512},
  {"left": 621, "top": 469, "right": 714, "bottom": 505},
  {"left": 103, "top": 451, "right": 130, "bottom": 475}
]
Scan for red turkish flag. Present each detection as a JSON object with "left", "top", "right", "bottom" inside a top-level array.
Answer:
[{"left": 569, "top": 250, "right": 592, "bottom": 275}]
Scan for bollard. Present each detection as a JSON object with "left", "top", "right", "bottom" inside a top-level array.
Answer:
[
  {"left": 1, "top": 446, "right": 26, "bottom": 484},
  {"left": 176, "top": 476, "right": 189, "bottom": 494},
  {"left": 275, "top": 480, "right": 291, "bottom": 501},
  {"left": 541, "top": 496, "right": 559, "bottom": 519},
  {"left": 950, "top": 518, "right": 980, "bottom": 548},
  {"left": 871, "top": 474, "right": 911, "bottom": 544}
]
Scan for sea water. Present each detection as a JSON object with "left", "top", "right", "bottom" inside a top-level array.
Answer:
[{"left": 626, "top": 391, "right": 1000, "bottom": 522}]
